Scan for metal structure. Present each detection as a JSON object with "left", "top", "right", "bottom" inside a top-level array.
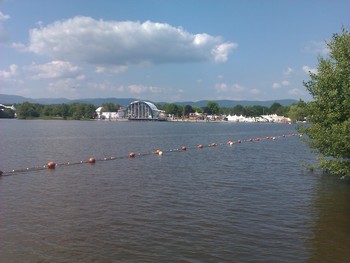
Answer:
[
  {"left": 126, "top": 100, "right": 163, "bottom": 120},
  {"left": 0, "top": 104, "right": 16, "bottom": 111}
]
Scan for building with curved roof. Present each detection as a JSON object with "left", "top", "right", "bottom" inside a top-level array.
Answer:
[{"left": 126, "top": 100, "right": 166, "bottom": 120}]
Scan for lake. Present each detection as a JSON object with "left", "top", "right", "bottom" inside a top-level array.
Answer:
[{"left": 1, "top": 119, "right": 350, "bottom": 262}]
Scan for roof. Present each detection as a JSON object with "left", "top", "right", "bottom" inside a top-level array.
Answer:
[{"left": 130, "top": 101, "right": 159, "bottom": 111}]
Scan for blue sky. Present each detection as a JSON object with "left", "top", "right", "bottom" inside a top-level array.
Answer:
[{"left": 0, "top": 0, "right": 349, "bottom": 102}]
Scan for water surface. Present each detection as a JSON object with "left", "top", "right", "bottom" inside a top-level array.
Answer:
[{"left": 1, "top": 120, "right": 350, "bottom": 262}]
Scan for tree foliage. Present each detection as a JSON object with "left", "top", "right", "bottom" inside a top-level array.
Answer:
[
  {"left": 101, "top": 102, "right": 120, "bottom": 112},
  {"left": 206, "top": 101, "right": 220, "bottom": 115},
  {"left": 301, "top": 27, "right": 350, "bottom": 178},
  {"left": 288, "top": 100, "right": 308, "bottom": 122},
  {"left": 0, "top": 108, "right": 15, "bottom": 118},
  {"left": 15, "top": 102, "right": 96, "bottom": 120}
]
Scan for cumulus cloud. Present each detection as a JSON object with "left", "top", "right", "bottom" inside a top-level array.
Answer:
[
  {"left": 302, "top": 65, "right": 318, "bottom": 75},
  {"left": 304, "top": 41, "right": 329, "bottom": 55},
  {"left": 0, "top": 64, "right": 18, "bottom": 79},
  {"left": 215, "top": 82, "right": 245, "bottom": 92},
  {"left": 47, "top": 78, "right": 83, "bottom": 96},
  {"left": 288, "top": 88, "right": 304, "bottom": 96},
  {"left": 18, "top": 16, "right": 237, "bottom": 67},
  {"left": 281, "top": 80, "right": 290, "bottom": 86},
  {"left": 87, "top": 82, "right": 125, "bottom": 92},
  {"left": 249, "top": 88, "right": 260, "bottom": 94},
  {"left": 0, "top": 11, "right": 10, "bottom": 21},
  {"left": 272, "top": 82, "right": 281, "bottom": 89},
  {"left": 128, "top": 84, "right": 163, "bottom": 94},
  {"left": 284, "top": 67, "right": 294, "bottom": 75},
  {"left": 29, "top": 60, "right": 84, "bottom": 79},
  {"left": 95, "top": 65, "right": 128, "bottom": 74},
  {"left": 0, "top": 11, "right": 10, "bottom": 42},
  {"left": 272, "top": 80, "right": 290, "bottom": 89}
]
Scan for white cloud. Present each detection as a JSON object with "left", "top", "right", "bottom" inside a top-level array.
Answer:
[
  {"left": 0, "top": 64, "right": 18, "bottom": 79},
  {"left": 95, "top": 65, "right": 128, "bottom": 74},
  {"left": 249, "top": 88, "right": 260, "bottom": 94},
  {"left": 272, "top": 80, "right": 289, "bottom": 89},
  {"left": 0, "top": 11, "right": 10, "bottom": 42},
  {"left": 281, "top": 80, "right": 290, "bottom": 86},
  {"left": 18, "top": 16, "right": 237, "bottom": 67},
  {"left": 29, "top": 60, "right": 84, "bottom": 79},
  {"left": 0, "top": 11, "right": 10, "bottom": 21},
  {"left": 272, "top": 82, "right": 281, "bottom": 89},
  {"left": 211, "top": 42, "right": 237, "bottom": 62},
  {"left": 128, "top": 84, "right": 163, "bottom": 94},
  {"left": 47, "top": 78, "right": 82, "bottom": 96},
  {"left": 288, "top": 88, "right": 304, "bottom": 96},
  {"left": 215, "top": 82, "right": 245, "bottom": 92},
  {"left": 88, "top": 82, "right": 125, "bottom": 92},
  {"left": 302, "top": 65, "right": 318, "bottom": 75},
  {"left": 304, "top": 41, "right": 329, "bottom": 55},
  {"left": 284, "top": 67, "right": 294, "bottom": 75}
]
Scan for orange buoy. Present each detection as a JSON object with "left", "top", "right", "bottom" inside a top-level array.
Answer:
[
  {"left": 255, "top": 138, "right": 260, "bottom": 141},
  {"left": 129, "top": 152, "right": 135, "bottom": 158},
  {"left": 182, "top": 146, "right": 187, "bottom": 151},
  {"left": 237, "top": 140, "right": 242, "bottom": 144},
  {"left": 198, "top": 144, "right": 203, "bottom": 149},
  {"left": 88, "top": 157, "right": 96, "bottom": 164},
  {"left": 47, "top": 162, "right": 56, "bottom": 169},
  {"left": 248, "top": 138, "right": 253, "bottom": 142},
  {"left": 154, "top": 149, "right": 161, "bottom": 155},
  {"left": 0, "top": 170, "right": 3, "bottom": 176}
]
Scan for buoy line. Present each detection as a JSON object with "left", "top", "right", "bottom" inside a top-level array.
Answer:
[{"left": 0, "top": 133, "right": 301, "bottom": 177}]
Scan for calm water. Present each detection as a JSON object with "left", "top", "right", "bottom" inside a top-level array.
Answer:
[{"left": 1, "top": 119, "right": 350, "bottom": 262}]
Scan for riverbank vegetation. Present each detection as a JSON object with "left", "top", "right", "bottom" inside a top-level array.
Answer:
[
  {"left": 15, "top": 102, "right": 97, "bottom": 120},
  {"left": 3, "top": 100, "right": 309, "bottom": 121},
  {"left": 300, "top": 27, "right": 350, "bottom": 179}
]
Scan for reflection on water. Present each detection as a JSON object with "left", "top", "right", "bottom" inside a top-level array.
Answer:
[{"left": 308, "top": 176, "right": 350, "bottom": 262}]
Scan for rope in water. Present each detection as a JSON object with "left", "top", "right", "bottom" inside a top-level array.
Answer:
[{"left": 0, "top": 133, "right": 301, "bottom": 176}]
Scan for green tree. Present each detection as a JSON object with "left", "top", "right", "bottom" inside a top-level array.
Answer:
[
  {"left": 192, "top": 105, "right": 203, "bottom": 113},
  {"left": 301, "top": 27, "right": 350, "bottom": 178},
  {"left": 232, "top": 104, "right": 246, "bottom": 116},
  {"left": 269, "top": 102, "right": 285, "bottom": 115},
  {"left": 184, "top": 104, "right": 194, "bottom": 116},
  {"left": 206, "top": 101, "right": 220, "bottom": 115},
  {"left": 163, "top": 103, "right": 179, "bottom": 115},
  {"left": 245, "top": 105, "right": 266, "bottom": 116},
  {"left": 56, "top": 104, "right": 70, "bottom": 119},
  {"left": 101, "top": 102, "right": 120, "bottom": 112},
  {"left": 16, "top": 102, "right": 41, "bottom": 119},
  {"left": 288, "top": 100, "right": 308, "bottom": 123}
]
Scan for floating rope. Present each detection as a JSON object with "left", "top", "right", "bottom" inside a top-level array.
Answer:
[{"left": 0, "top": 133, "right": 301, "bottom": 177}]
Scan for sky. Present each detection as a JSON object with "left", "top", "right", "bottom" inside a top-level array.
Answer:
[{"left": 0, "top": 0, "right": 349, "bottom": 102}]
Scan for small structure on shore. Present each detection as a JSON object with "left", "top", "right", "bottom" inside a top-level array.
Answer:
[{"left": 95, "top": 107, "right": 125, "bottom": 120}]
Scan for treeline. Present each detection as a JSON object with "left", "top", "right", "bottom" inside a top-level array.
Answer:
[
  {"left": 156, "top": 100, "right": 308, "bottom": 122},
  {"left": 4, "top": 100, "right": 308, "bottom": 122},
  {"left": 14, "top": 102, "right": 97, "bottom": 120}
]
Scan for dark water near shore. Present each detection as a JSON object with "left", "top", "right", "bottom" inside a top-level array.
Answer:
[{"left": 1, "top": 119, "right": 350, "bottom": 262}]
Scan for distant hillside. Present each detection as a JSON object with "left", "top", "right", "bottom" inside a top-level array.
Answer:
[
  {"left": 0, "top": 94, "right": 298, "bottom": 108},
  {"left": 172, "top": 99, "right": 298, "bottom": 108}
]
